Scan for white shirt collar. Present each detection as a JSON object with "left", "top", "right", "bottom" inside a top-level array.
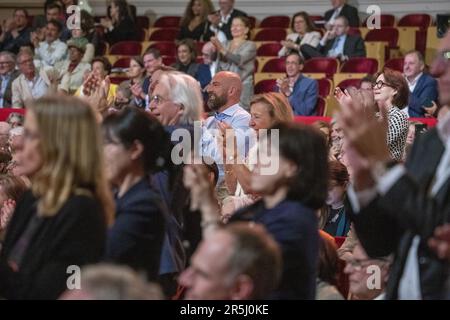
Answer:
[{"left": 405, "top": 72, "right": 423, "bottom": 87}]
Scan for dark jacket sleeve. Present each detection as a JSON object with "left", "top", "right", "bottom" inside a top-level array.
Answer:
[
  {"left": 346, "top": 35, "right": 366, "bottom": 57},
  {"left": 105, "top": 191, "right": 165, "bottom": 280},
  {"left": 343, "top": 5, "right": 360, "bottom": 27},
  {"left": 408, "top": 75, "right": 439, "bottom": 117},
  {"left": 0, "top": 194, "right": 106, "bottom": 299},
  {"left": 196, "top": 64, "right": 212, "bottom": 90},
  {"left": 105, "top": 17, "right": 138, "bottom": 45}
]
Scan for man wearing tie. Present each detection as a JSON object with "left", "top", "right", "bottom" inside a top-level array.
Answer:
[
  {"left": 324, "top": 0, "right": 360, "bottom": 29},
  {"left": 301, "top": 16, "right": 365, "bottom": 61}
]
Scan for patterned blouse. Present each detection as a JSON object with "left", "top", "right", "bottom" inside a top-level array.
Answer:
[{"left": 387, "top": 106, "right": 409, "bottom": 161}]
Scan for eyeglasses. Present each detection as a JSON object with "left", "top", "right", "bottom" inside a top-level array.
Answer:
[
  {"left": 372, "top": 80, "right": 394, "bottom": 90},
  {"left": 149, "top": 94, "right": 169, "bottom": 106}
]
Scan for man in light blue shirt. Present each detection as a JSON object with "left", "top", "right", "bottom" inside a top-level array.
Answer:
[{"left": 202, "top": 71, "right": 251, "bottom": 186}]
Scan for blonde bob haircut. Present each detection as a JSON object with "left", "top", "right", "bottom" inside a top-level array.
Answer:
[
  {"left": 29, "top": 96, "right": 114, "bottom": 225},
  {"left": 250, "top": 92, "right": 294, "bottom": 123}
]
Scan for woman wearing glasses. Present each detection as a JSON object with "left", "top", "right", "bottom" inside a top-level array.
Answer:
[{"left": 336, "top": 68, "right": 409, "bottom": 161}]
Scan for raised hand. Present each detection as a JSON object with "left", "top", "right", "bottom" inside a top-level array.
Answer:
[{"left": 428, "top": 224, "right": 450, "bottom": 261}]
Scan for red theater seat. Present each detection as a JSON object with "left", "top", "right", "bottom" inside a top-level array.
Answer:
[
  {"left": 303, "top": 58, "right": 339, "bottom": 78},
  {"left": 261, "top": 57, "right": 286, "bottom": 73},
  {"left": 259, "top": 15, "right": 290, "bottom": 28},
  {"left": 149, "top": 28, "right": 179, "bottom": 41},
  {"left": 253, "top": 28, "right": 287, "bottom": 41},
  {"left": 340, "top": 57, "right": 379, "bottom": 74},
  {"left": 254, "top": 79, "right": 277, "bottom": 94},
  {"left": 257, "top": 43, "right": 283, "bottom": 56},
  {"left": 384, "top": 58, "right": 404, "bottom": 72},
  {"left": 153, "top": 16, "right": 181, "bottom": 28},
  {"left": 149, "top": 42, "right": 177, "bottom": 56},
  {"left": 363, "top": 14, "right": 395, "bottom": 27},
  {"left": 109, "top": 41, "right": 142, "bottom": 56},
  {"left": 398, "top": 14, "right": 432, "bottom": 29}
]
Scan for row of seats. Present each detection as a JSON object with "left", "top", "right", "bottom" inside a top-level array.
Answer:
[{"left": 147, "top": 13, "right": 433, "bottom": 29}]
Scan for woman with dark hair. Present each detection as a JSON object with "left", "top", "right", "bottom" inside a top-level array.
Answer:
[
  {"left": 102, "top": 107, "right": 172, "bottom": 283},
  {"left": 100, "top": 0, "right": 137, "bottom": 45},
  {"left": 115, "top": 56, "right": 145, "bottom": 109},
  {"left": 184, "top": 122, "right": 329, "bottom": 299},
  {"left": 210, "top": 16, "right": 256, "bottom": 109},
  {"left": 320, "top": 160, "right": 351, "bottom": 237},
  {"left": 173, "top": 39, "right": 200, "bottom": 77},
  {"left": 279, "top": 11, "right": 321, "bottom": 57},
  {"left": 178, "top": 0, "right": 215, "bottom": 41},
  {"left": 316, "top": 230, "right": 345, "bottom": 300},
  {"left": 336, "top": 68, "right": 409, "bottom": 161}
]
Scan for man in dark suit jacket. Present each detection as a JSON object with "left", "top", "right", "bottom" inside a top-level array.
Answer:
[
  {"left": 0, "top": 52, "right": 20, "bottom": 108},
  {"left": 338, "top": 31, "right": 450, "bottom": 299},
  {"left": 324, "top": 0, "right": 360, "bottom": 28},
  {"left": 301, "top": 16, "right": 365, "bottom": 61},
  {"left": 207, "top": 0, "right": 247, "bottom": 40},
  {"left": 403, "top": 51, "right": 439, "bottom": 117}
]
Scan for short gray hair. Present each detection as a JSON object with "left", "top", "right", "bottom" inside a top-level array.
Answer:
[
  {"left": 159, "top": 72, "right": 203, "bottom": 125},
  {"left": 0, "top": 51, "right": 16, "bottom": 63}
]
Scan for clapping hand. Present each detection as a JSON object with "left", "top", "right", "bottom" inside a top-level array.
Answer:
[{"left": 428, "top": 224, "right": 450, "bottom": 260}]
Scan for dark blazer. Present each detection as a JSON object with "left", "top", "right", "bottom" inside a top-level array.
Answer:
[
  {"left": 105, "top": 16, "right": 138, "bottom": 45},
  {"left": 321, "top": 34, "right": 366, "bottom": 58},
  {"left": 230, "top": 199, "right": 319, "bottom": 300},
  {"left": 288, "top": 75, "right": 318, "bottom": 116},
  {"left": 0, "top": 69, "right": 20, "bottom": 108},
  {"left": 218, "top": 8, "right": 248, "bottom": 40},
  {"left": 348, "top": 128, "right": 450, "bottom": 299},
  {"left": 0, "top": 190, "right": 106, "bottom": 299},
  {"left": 324, "top": 4, "right": 360, "bottom": 27},
  {"left": 105, "top": 178, "right": 166, "bottom": 281},
  {"left": 177, "top": 21, "right": 214, "bottom": 42},
  {"left": 0, "top": 27, "right": 31, "bottom": 54},
  {"left": 408, "top": 73, "right": 439, "bottom": 117}
]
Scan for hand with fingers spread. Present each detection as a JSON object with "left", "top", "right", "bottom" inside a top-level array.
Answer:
[
  {"left": 336, "top": 86, "right": 391, "bottom": 164},
  {"left": 130, "top": 82, "right": 145, "bottom": 100},
  {"left": 428, "top": 224, "right": 450, "bottom": 261},
  {"left": 183, "top": 164, "right": 220, "bottom": 222}
]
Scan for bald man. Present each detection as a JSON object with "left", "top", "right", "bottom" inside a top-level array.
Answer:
[{"left": 201, "top": 71, "right": 251, "bottom": 197}]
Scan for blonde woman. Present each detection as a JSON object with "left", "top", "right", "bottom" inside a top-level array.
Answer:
[
  {"left": 222, "top": 92, "right": 294, "bottom": 219},
  {"left": 0, "top": 96, "right": 114, "bottom": 299}
]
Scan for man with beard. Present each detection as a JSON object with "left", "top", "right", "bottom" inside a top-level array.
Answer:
[{"left": 201, "top": 71, "right": 251, "bottom": 198}]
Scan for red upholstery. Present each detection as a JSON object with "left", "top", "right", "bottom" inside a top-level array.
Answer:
[
  {"left": 149, "top": 28, "right": 179, "bottom": 41},
  {"left": 153, "top": 16, "right": 181, "bottom": 28},
  {"left": 303, "top": 58, "right": 339, "bottom": 78},
  {"left": 257, "top": 42, "right": 283, "bottom": 56},
  {"left": 384, "top": 58, "right": 404, "bottom": 72},
  {"left": 109, "top": 76, "right": 128, "bottom": 85},
  {"left": 136, "top": 16, "right": 150, "bottom": 29},
  {"left": 398, "top": 14, "right": 432, "bottom": 29},
  {"left": 112, "top": 57, "right": 131, "bottom": 69},
  {"left": 340, "top": 57, "right": 379, "bottom": 74},
  {"left": 196, "top": 42, "right": 206, "bottom": 55},
  {"left": 336, "top": 78, "right": 362, "bottom": 90},
  {"left": 261, "top": 57, "right": 286, "bottom": 73},
  {"left": 149, "top": 42, "right": 177, "bottom": 56},
  {"left": 363, "top": 14, "right": 395, "bottom": 27},
  {"left": 315, "top": 96, "right": 326, "bottom": 116},
  {"left": 254, "top": 28, "right": 287, "bottom": 41},
  {"left": 259, "top": 15, "right": 290, "bottom": 28},
  {"left": 109, "top": 41, "right": 142, "bottom": 55},
  {"left": 254, "top": 79, "right": 277, "bottom": 94},
  {"left": 162, "top": 55, "right": 176, "bottom": 66},
  {"left": 96, "top": 41, "right": 108, "bottom": 56},
  {"left": 365, "top": 28, "right": 399, "bottom": 48},
  {"left": 334, "top": 236, "right": 346, "bottom": 248},
  {"left": 0, "top": 109, "right": 26, "bottom": 121},
  {"left": 317, "top": 78, "right": 332, "bottom": 98}
]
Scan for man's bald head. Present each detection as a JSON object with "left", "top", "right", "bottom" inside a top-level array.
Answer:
[
  {"left": 206, "top": 71, "right": 243, "bottom": 112},
  {"left": 431, "top": 30, "right": 450, "bottom": 106},
  {"left": 202, "top": 42, "right": 217, "bottom": 65}
]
